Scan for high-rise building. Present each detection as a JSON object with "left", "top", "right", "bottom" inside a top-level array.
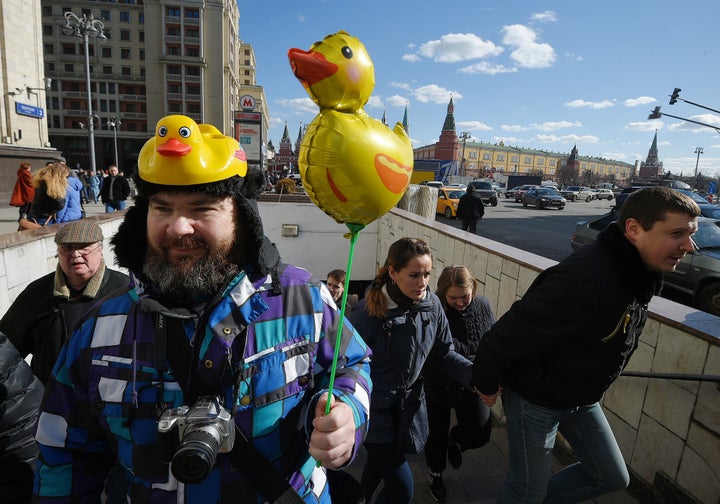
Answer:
[{"left": 40, "top": 0, "right": 268, "bottom": 175}]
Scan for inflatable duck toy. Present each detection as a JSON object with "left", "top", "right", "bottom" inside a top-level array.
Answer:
[
  {"left": 288, "top": 31, "right": 413, "bottom": 226},
  {"left": 138, "top": 114, "right": 247, "bottom": 185}
]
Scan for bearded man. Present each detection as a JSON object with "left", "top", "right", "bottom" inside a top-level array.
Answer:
[{"left": 32, "top": 115, "right": 372, "bottom": 503}]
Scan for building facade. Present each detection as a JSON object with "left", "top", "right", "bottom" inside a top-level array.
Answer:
[{"left": 414, "top": 98, "right": 635, "bottom": 184}]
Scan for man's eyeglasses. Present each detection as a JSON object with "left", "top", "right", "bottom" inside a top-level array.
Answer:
[{"left": 57, "top": 243, "right": 102, "bottom": 257}]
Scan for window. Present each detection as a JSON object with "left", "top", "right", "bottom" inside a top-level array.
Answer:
[
  {"left": 186, "top": 66, "right": 200, "bottom": 76},
  {"left": 167, "top": 26, "right": 181, "bottom": 36},
  {"left": 139, "top": 13, "right": 144, "bottom": 23},
  {"left": 46, "top": 62, "right": 55, "bottom": 72},
  {"left": 511, "top": 155, "right": 519, "bottom": 162},
  {"left": 121, "top": 67, "right": 131, "bottom": 75},
  {"left": 168, "top": 83, "right": 181, "bottom": 93},
  {"left": 185, "top": 8, "right": 199, "bottom": 18},
  {"left": 168, "top": 65, "right": 181, "bottom": 74},
  {"left": 139, "top": 31, "right": 144, "bottom": 42},
  {"left": 101, "top": 10, "right": 111, "bottom": 21},
  {"left": 44, "top": 44, "right": 54, "bottom": 54},
  {"left": 186, "top": 47, "right": 199, "bottom": 57},
  {"left": 125, "top": 103, "right": 136, "bottom": 113},
  {"left": 497, "top": 154, "right": 505, "bottom": 161},
  {"left": 43, "top": 25, "right": 53, "bottom": 36},
  {"left": 100, "top": 100, "right": 108, "bottom": 112},
  {"left": 187, "top": 103, "right": 201, "bottom": 113},
  {"left": 108, "top": 83, "right": 116, "bottom": 93},
  {"left": 537, "top": 158, "right": 544, "bottom": 165},
  {"left": 102, "top": 47, "right": 112, "bottom": 58},
  {"left": 42, "top": 5, "right": 52, "bottom": 16},
  {"left": 99, "top": 83, "right": 106, "bottom": 93},
  {"left": 103, "top": 29, "right": 112, "bottom": 40},
  {"left": 168, "top": 102, "right": 182, "bottom": 112},
  {"left": 64, "top": 63, "right": 74, "bottom": 72},
  {"left": 186, "top": 28, "right": 199, "bottom": 38},
  {"left": 121, "top": 48, "right": 131, "bottom": 59},
  {"left": 166, "top": 6, "right": 180, "bottom": 17},
  {"left": 120, "top": 30, "right": 130, "bottom": 41},
  {"left": 140, "top": 67, "right": 145, "bottom": 76},
  {"left": 103, "top": 65, "right": 113, "bottom": 74},
  {"left": 63, "top": 44, "right": 76, "bottom": 55},
  {"left": 139, "top": 49, "right": 145, "bottom": 60},
  {"left": 524, "top": 156, "right": 532, "bottom": 163},
  {"left": 186, "top": 84, "right": 200, "bottom": 95},
  {"left": 167, "top": 46, "right": 180, "bottom": 55},
  {"left": 120, "top": 12, "right": 130, "bottom": 22}
]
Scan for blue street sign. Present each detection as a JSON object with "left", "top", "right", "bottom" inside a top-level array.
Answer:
[
  {"left": 15, "top": 102, "right": 44, "bottom": 119},
  {"left": 708, "top": 181, "right": 716, "bottom": 195}
]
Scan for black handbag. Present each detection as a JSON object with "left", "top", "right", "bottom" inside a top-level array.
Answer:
[{"left": 327, "top": 469, "right": 366, "bottom": 504}]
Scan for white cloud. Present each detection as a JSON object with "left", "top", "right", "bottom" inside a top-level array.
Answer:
[
  {"left": 667, "top": 113, "right": 720, "bottom": 132},
  {"left": 413, "top": 84, "right": 461, "bottom": 104},
  {"left": 624, "top": 96, "right": 656, "bottom": 107},
  {"left": 501, "top": 124, "right": 529, "bottom": 132},
  {"left": 276, "top": 97, "right": 318, "bottom": 114},
  {"left": 418, "top": 33, "right": 503, "bottom": 63},
  {"left": 402, "top": 53, "right": 421, "bottom": 63},
  {"left": 386, "top": 95, "right": 408, "bottom": 107},
  {"left": 625, "top": 121, "right": 662, "bottom": 131},
  {"left": 458, "top": 61, "right": 517, "bottom": 75},
  {"left": 501, "top": 24, "right": 556, "bottom": 68},
  {"left": 564, "top": 52, "right": 583, "bottom": 62},
  {"left": 564, "top": 99, "right": 614, "bottom": 109},
  {"left": 530, "top": 121, "right": 582, "bottom": 132},
  {"left": 534, "top": 134, "right": 600, "bottom": 144},
  {"left": 531, "top": 11, "right": 558, "bottom": 23},
  {"left": 458, "top": 121, "right": 493, "bottom": 132},
  {"left": 366, "top": 95, "right": 383, "bottom": 109},
  {"left": 602, "top": 151, "right": 628, "bottom": 160},
  {"left": 390, "top": 81, "right": 413, "bottom": 92}
]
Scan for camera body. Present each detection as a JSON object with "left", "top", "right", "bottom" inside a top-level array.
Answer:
[{"left": 157, "top": 396, "right": 236, "bottom": 483}]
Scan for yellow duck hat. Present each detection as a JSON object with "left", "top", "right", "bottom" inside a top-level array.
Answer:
[{"left": 139, "top": 115, "right": 247, "bottom": 186}]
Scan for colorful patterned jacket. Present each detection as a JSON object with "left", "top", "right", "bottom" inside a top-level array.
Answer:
[{"left": 33, "top": 264, "right": 372, "bottom": 503}]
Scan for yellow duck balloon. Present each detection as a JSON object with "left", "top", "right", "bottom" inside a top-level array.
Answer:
[
  {"left": 138, "top": 114, "right": 247, "bottom": 186},
  {"left": 288, "top": 31, "right": 414, "bottom": 226}
]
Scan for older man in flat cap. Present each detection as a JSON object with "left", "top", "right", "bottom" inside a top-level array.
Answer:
[{"left": 0, "top": 220, "right": 128, "bottom": 384}]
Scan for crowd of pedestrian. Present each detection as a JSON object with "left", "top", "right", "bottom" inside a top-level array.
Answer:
[{"left": 0, "top": 116, "right": 704, "bottom": 504}]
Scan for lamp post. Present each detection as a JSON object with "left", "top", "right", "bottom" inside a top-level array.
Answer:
[
  {"left": 694, "top": 147, "right": 703, "bottom": 190},
  {"left": 459, "top": 132, "right": 470, "bottom": 177},
  {"left": 62, "top": 12, "right": 106, "bottom": 174},
  {"left": 25, "top": 78, "right": 51, "bottom": 146},
  {"left": 107, "top": 117, "right": 121, "bottom": 170}
]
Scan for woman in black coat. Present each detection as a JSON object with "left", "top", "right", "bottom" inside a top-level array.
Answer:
[{"left": 0, "top": 332, "right": 43, "bottom": 503}]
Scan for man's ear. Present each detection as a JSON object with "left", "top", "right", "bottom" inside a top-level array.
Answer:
[{"left": 624, "top": 218, "right": 641, "bottom": 241}]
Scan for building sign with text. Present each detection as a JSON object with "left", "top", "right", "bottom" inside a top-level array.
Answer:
[
  {"left": 234, "top": 111, "right": 262, "bottom": 169},
  {"left": 16, "top": 102, "right": 44, "bottom": 119}
]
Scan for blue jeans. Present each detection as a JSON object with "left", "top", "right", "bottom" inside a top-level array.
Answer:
[
  {"left": 499, "top": 386, "right": 629, "bottom": 504},
  {"left": 105, "top": 200, "right": 126, "bottom": 213},
  {"left": 361, "top": 442, "right": 414, "bottom": 504}
]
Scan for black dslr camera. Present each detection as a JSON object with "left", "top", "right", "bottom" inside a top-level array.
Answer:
[{"left": 157, "top": 396, "right": 236, "bottom": 483}]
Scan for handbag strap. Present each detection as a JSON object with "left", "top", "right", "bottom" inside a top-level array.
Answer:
[{"left": 162, "top": 314, "right": 304, "bottom": 504}]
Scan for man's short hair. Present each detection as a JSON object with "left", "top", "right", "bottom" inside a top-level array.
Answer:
[
  {"left": 55, "top": 221, "right": 103, "bottom": 244},
  {"left": 616, "top": 186, "right": 701, "bottom": 231}
]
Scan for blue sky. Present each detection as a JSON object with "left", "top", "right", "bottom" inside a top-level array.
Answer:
[{"left": 238, "top": 1, "right": 720, "bottom": 179}]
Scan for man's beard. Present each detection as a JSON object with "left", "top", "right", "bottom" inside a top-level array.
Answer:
[{"left": 143, "top": 238, "right": 240, "bottom": 301}]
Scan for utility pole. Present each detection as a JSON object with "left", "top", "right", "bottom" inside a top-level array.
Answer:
[
  {"left": 694, "top": 147, "right": 703, "bottom": 190},
  {"left": 459, "top": 132, "right": 470, "bottom": 178}
]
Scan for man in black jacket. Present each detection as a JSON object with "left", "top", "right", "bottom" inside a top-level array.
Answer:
[
  {"left": 455, "top": 185, "right": 484, "bottom": 234},
  {"left": 473, "top": 187, "right": 700, "bottom": 503},
  {"left": 0, "top": 220, "right": 128, "bottom": 384},
  {"left": 99, "top": 164, "right": 131, "bottom": 213},
  {"left": 0, "top": 332, "right": 43, "bottom": 504}
]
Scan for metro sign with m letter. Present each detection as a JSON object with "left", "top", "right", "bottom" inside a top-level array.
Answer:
[{"left": 240, "top": 95, "right": 256, "bottom": 111}]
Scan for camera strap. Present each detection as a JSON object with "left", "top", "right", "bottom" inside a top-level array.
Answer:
[{"left": 162, "top": 314, "right": 305, "bottom": 504}]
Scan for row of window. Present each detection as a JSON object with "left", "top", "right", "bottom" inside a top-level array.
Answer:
[
  {"left": 165, "top": 7, "right": 200, "bottom": 18},
  {"left": 44, "top": 27, "right": 144, "bottom": 42}
]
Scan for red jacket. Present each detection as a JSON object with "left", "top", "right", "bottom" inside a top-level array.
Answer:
[{"left": 10, "top": 167, "right": 34, "bottom": 206}]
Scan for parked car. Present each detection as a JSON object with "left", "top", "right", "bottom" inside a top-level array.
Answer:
[
  {"left": 421, "top": 180, "right": 444, "bottom": 189},
  {"left": 445, "top": 182, "right": 467, "bottom": 190},
  {"left": 513, "top": 184, "right": 540, "bottom": 202},
  {"left": 614, "top": 186, "right": 720, "bottom": 219},
  {"left": 571, "top": 213, "right": 720, "bottom": 316},
  {"left": 505, "top": 186, "right": 522, "bottom": 199},
  {"left": 521, "top": 187, "right": 566, "bottom": 210},
  {"left": 467, "top": 180, "right": 498, "bottom": 206},
  {"left": 560, "top": 185, "right": 596, "bottom": 202},
  {"left": 436, "top": 187, "right": 466, "bottom": 218},
  {"left": 593, "top": 188, "right": 615, "bottom": 200}
]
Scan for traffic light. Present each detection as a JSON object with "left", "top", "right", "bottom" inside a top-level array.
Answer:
[
  {"left": 669, "top": 88, "right": 681, "bottom": 105},
  {"left": 648, "top": 106, "right": 662, "bottom": 120}
]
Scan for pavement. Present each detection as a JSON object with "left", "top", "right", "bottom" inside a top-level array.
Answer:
[{"left": 0, "top": 196, "right": 644, "bottom": 504}]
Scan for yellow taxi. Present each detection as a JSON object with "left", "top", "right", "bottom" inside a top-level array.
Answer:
[{"left": 436, "top": 186, "right": 466, "bottom": 218}]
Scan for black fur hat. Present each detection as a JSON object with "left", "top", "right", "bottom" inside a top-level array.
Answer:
[{"left": 112, "top": 165, "right": 279, "bottom": 279}]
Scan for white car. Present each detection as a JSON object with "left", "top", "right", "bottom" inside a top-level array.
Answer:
[
  {"left": 593, "top": 188, "right": 614, "bottom": 200},
  {"left": 445, "top": 182, "right": 467, "bottom": 190}
]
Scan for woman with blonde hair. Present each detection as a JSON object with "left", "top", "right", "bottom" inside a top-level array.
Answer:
[
  {"left": 423, "top": 265, "right": 495, "bottom": 501},
  {"left": 27, "top": 161, "right": 69, "bottom": 225},
  {"left": 348, "top": 237, "right": 472, "bottom": 504}
]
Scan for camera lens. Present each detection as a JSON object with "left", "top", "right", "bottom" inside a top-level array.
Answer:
[{"left": 171, "top": 430, "right": 220, "bottom": 484}]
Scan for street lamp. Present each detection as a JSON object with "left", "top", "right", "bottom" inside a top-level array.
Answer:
[
  {"left": 694, "top": 147, "right": 703, "bottom": 189},
  {"left": 107, "top": 117, "right": 121, "bottom": 170},
  {"left": 459, "top": 132, "right": 470, "bottom": 177},
  {"left": 62, "top": 11, "right": 106, "bottom": 174}
]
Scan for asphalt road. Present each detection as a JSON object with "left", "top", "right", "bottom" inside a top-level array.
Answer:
[{"left": 436, "top": 195, "right": 617, "bottom": 262}]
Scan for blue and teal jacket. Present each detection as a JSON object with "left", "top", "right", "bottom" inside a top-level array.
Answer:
[{"left": 33, "top": 264, "right": 372, "bottom": 503}]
